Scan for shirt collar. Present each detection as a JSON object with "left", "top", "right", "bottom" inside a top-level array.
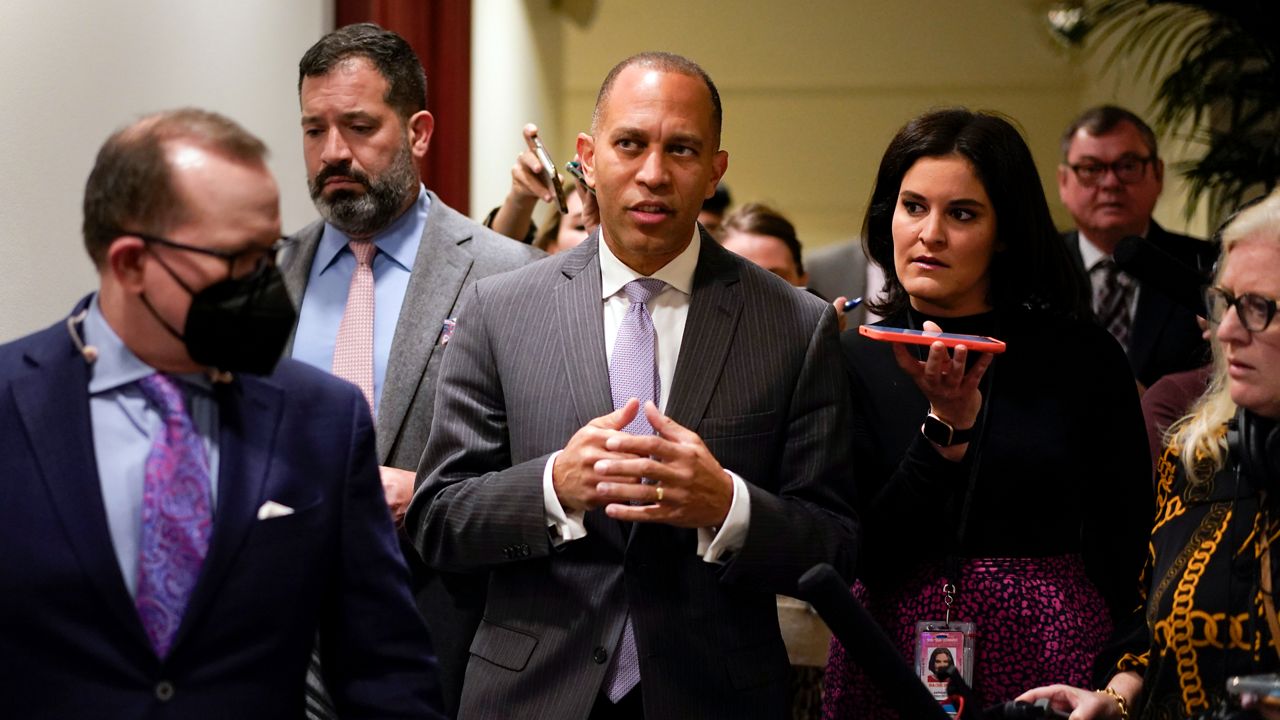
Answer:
[
  {"left": 599, "top": 227, "right": 700, "bottom": 300},
  {"left": 83, "top": 295, "right": 213, "bottom": 396},
  {"left": 315, "top": 184, "right": 430, "bottom": 274},
  {"left": 1078, "top": 223, "right": 1150, "bottom": 273}
]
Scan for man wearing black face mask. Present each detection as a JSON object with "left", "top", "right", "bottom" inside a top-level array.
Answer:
[{"left": 0, "top": 108, "right": 444, "bottom": 719}]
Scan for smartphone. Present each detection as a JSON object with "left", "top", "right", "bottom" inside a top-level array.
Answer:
[
  {"left": 859, "top": 325, "right": 1007, "bottom": 354},
  {"left": 528, "top": 134, "right": 568, "bottom": 213},
  {"left": 565, "top": 159, "right": 595, "bottom": 195}
]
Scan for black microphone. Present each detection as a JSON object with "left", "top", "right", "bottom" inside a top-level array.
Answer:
[
  {"left": 797, "top": 564, "right": 951, "bottom": 720},
  {"left": 1113, "top": 235, "right": 1210, "bottom": 316}
]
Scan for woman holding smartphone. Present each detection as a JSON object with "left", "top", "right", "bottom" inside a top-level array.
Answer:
[
  {"left": 823, "top": 108, "right": 1152, "bottom": 717},
  {"left": 1019, "top": 190, "right": 1280, "bottom": 719}
]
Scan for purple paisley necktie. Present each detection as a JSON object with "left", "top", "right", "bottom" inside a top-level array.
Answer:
[{"left": 134, "top": 373, "right": 213, "bottom": 657}]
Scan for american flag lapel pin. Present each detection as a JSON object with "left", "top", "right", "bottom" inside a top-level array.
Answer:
[{"left": 440, "top": 318, "right": 457, "bottom": 346}]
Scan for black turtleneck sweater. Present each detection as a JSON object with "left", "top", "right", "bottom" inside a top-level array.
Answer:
[{"left": 841, "top": 307, "right": 1153, "bottom": 620}]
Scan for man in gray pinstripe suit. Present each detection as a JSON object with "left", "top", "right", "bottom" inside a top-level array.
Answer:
[{"left": 407, "top": 52, "right": 858, "bottom": 719}]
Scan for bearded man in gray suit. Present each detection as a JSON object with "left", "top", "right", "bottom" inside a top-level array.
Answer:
[
  {"left": 407, "top": 52, "right": 858, "bottom": 720},
  {"left": 280, "top": 23, "right": 541, "bottom": 717}
]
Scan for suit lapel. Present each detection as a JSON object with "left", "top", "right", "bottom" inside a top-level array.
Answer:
[
  {"left": 279, "top": 221, "right": 324, "bottom": 356},
  {"left": 172, "top": 375, "right": 282, "bottom": 650},
  {"left": 554, "top": 236, "right": 613, "bottom": 428},
  {"left": 12, "top": 326, "right": 151, "bottom": 647},
  {"left": 665, "top": 235, "right": 742, "bottom": 430},
  {"left": 172, "top": 371, "right": 280, "bottom": 648},
  {"left": 553, "top": 238, "right": 625, "bottom": 551},
  {"left": 1127, "top": 223, "right": 1176, "bottom": 375},
  {"left": 378, "top": 193, "right": 474, "bottom": 463}
]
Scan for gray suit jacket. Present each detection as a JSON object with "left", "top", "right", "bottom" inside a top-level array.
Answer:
[
  {"left": 804, "top": 239, "right": 868, "bottom": 326},
  {"left": 281, "top": 191, "right": 545, "bottom": 471},
  {"left": 407, "top": 232, "right": 859, "bottom": 719},
  {"left": 281, "top": 191, "right": 543, "bottom": 717}
]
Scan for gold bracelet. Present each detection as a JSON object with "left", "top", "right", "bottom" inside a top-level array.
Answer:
[{"left": 1099, "top": 687, "right": 1130, "bottom": 720}]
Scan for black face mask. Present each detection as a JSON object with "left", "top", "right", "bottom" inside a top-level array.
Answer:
[{"left": 143, "top": 257, "right": 297, "bottom": 375}]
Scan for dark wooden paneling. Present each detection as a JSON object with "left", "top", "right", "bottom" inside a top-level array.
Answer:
[{"left": 334, "top": 0, "right": 472, "bottom": 214}]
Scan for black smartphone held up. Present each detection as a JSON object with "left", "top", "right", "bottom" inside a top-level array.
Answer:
[{"left": 529, "top": 134, "right": 568, "bottom": 214}]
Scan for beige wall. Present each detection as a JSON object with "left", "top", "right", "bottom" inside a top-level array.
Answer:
[
  {"left": 544, "top": 0, "right": 1206, "bottom": 250},
  {"left": 0, "top": 1, "right": 1209, "bottom": 342},
  {"left": 0, "top": 0, "right": 329, "bottom": 342}
]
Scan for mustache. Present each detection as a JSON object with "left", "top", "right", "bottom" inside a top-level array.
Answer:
[{"left": 310, "top": 162, "right": 371, "bottom": 195}]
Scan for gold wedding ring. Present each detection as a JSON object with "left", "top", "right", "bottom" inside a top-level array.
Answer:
[{"left": 655, "top": 485, "right": 664, "bottom": 502}]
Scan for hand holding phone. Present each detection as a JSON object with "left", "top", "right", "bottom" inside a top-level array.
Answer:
[
  {"left": 859, "top": 325, "right": 1006, "bottom": 354},
  {"left": 526, "top": 132, "right": 568, "bottom": 214}
]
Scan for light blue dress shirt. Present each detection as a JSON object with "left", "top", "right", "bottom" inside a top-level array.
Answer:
[
  {"left": 83, "top": 296, "right": 219, "bottom": 599},
  {"left": 290, "top": 185, "right": 430, "bottom": 416}
]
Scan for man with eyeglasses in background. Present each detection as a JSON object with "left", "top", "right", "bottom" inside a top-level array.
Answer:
[{"left": 1058, "top": 104, "right": 1214, "bottom": 390}]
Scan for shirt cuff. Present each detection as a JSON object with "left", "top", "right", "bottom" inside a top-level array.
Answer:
[
  {"left": 697, "top": 470, "right": 751, "bottom": 563},
  {"left": 543, "top": 450, "right": 587, "bottom": 546}
]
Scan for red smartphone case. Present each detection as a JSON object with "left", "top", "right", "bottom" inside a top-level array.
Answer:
[{"left": 859, "top": 325, "right": 1007, "bottom": 354}]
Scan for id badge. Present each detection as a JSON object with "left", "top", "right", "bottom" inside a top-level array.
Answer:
[{"left": 914, "top": 621, "right": 976, "bottom": 714}]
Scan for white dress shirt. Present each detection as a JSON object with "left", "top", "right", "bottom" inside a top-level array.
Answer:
[{"left": 541, "top": 231, "right": 751, "bottom": 562}]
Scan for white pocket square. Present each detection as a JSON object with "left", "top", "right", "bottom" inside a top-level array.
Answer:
[{"left": 256, "top": 500, "right": 295, "bottom": 520}]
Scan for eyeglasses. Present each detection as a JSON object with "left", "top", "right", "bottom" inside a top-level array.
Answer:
[
  {"left": 1204, "top": 286, "right": 1278, "bottom": 332},
  {"left": 1066, "top": 155, "right": 1155, "bottom": 187},
  {"left": 119, "top": 231, "right": 294, "bottom": 280}
]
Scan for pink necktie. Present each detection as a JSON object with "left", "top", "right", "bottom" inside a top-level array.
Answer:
[
  {"left": 332, "top": 240, "right": 376, "bottom": 409},
  {"left": 135, "top": 373, "right": 213, "bottom": 657}
]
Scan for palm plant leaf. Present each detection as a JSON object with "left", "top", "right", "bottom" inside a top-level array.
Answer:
[{"left": 1077, "top": 0, "right": 1280, "bottom": 220}]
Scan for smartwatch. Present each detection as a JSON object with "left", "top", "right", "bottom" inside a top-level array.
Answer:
[{"left": 922, "top": 413, "right": 973, "bottom": 447}]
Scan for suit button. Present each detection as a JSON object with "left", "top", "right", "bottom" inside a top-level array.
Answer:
[
  {"left": 520, "top": 544, "right": 531, "bottom": 557},
  {"left": 593, "top": 646, "right": 608, "bottom": 664},
  {"left": 155, "top": 680, "right": 175, "bottom": 702}
]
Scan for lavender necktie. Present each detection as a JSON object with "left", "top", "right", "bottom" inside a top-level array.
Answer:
[
  {"left": 135, "top": 373, "right": 213, "bottom": 657},
  {"left": 603, "top": 277, "right": 666, "bottom": 702}
]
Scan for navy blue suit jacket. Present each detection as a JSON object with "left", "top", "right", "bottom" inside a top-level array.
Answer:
[
  {"left": 0, "top": 301, "right": 443, "bottom": 719},
  {"left": 1064, "top": 222, "right": 1213, "bottom": 388}
]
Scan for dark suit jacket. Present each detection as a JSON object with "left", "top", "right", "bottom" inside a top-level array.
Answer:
[
  {"left": 0, "top": 303, "right": 442, "bottom": 719},
  {"left": 281, "top": 192, "right": 543, "bottom": 716},
  {"left": 1064, "top": 221, "right": 1212, "bottom": 387},
  {"left": 407, "top": 233, "right": 859, "bottom": 719}
]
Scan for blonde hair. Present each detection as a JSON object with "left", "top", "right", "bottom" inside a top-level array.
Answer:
[{"left": 1172, "top": 187, "right": 1280, "bottom": 483}]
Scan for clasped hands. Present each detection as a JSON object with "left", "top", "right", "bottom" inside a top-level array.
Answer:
[{"left": 552, "top": 398, "right": 733, "bottom": 528}]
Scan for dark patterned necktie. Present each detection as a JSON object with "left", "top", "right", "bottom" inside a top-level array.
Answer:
[
  {"left": 603, "top": 277, "right": 666, "bottom": 702},
  {"left": 134, "top": 373, "right": 213, "bottom": 657},
  {"left": 1094, "top": 258, "right": 1135, "bottom": 347}
]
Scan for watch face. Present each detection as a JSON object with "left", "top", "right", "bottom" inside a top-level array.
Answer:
[{"left": 922, "top": 415, "right": 954, "bottom": 446}]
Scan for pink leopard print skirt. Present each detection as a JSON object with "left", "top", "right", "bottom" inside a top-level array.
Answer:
[{"left": 822, "top": 556, "right": 1112, "bottom": 719}]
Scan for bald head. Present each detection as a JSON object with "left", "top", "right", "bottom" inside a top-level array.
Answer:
[{"left": 591, "top": 51, "right": 722, "bottom": 147}]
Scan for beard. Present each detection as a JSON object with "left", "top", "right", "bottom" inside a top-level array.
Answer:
[{"left": 309, "top": 140, "right": 419, "bottom": 237}]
